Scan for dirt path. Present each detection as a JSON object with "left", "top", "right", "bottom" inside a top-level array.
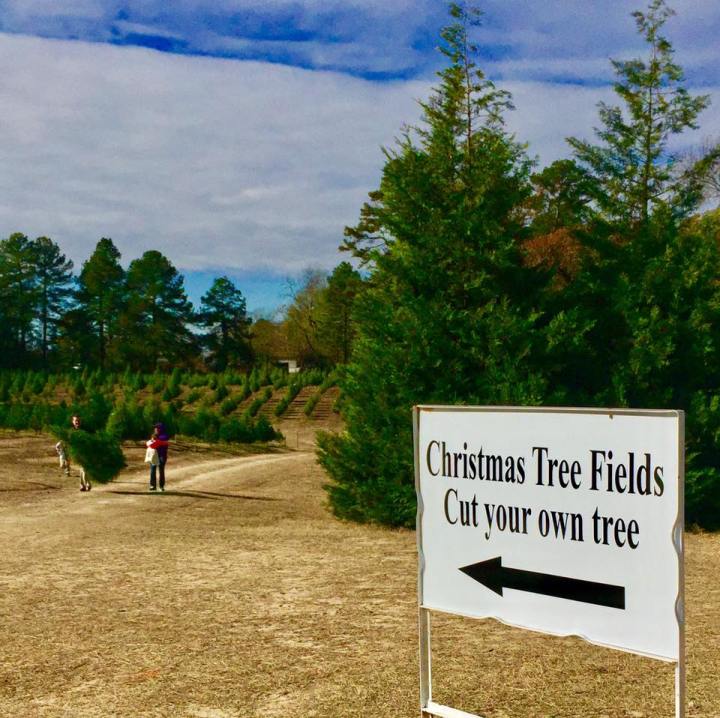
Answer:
[
  {"left": 0, "top": 434, "right": 718, "bottom": 717},
  {"left": 0, "top": 436, "right": 420, "bottom": 718}
]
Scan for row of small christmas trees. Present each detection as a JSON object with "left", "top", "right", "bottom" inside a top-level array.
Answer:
[
  {"left": 0, "top": 365, "right": 330, "bottom": 404},
  {"left": 0, "top": 396, "right": 283, "bottom": 444}
]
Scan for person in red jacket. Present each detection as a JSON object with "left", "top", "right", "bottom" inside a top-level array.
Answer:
[{"left": 146, "top": 422, "right": 170, "bottom": 492}]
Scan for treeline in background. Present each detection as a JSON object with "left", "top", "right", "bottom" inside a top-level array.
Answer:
[
  {"left": 318, "top": 1, "right": 720, "bottom": 530},
  {"left": 0, "top": 233, "right": 365, "bottom": 372}
]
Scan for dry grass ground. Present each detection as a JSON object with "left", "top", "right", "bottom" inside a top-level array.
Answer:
[{"left": 0, "top": 429, "right": 717, "bottom": 718}]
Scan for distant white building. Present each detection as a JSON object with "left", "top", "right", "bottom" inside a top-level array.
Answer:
[{"left": 278, "top": 359, "right": 300, "bottom": 374}]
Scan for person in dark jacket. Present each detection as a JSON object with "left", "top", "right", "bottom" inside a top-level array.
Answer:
[{"left": 146, "top": 422, "right": 170, "bottom": 492}]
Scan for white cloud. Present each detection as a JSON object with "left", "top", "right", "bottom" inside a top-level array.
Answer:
[
  {"left": 194, "top": 33, "right": 424, "bottom": 75},
  {"left": 4, "top": 0, "right": 105, "bottom": 19},
  {"left": 488, "top": 57, "right": 612, "bottom": 83},
  {"left": 0, "top": 33, "right": 428, "bottom": 272},
  {"left": 112, "top": 20, "right": 184, "bottom": 41},
  {"left": 0, "top": 31, "right": 716, "bottom": 278},
  {"left": 504, "top": 82, "right": 614, "bottom": 164},
  {"left": 474, "top": 0, "right": 719, "bottom": 86},
  {"left": 505, "top": 80, "right": 720, "bottom": 167}
]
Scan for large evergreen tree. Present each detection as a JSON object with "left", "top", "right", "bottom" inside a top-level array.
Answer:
[
  {"left": 32, "top": 236, "right": 74, "bottom": 366},
  {"left": 559, "top": 0, "right": 717, "bottom": 405},
  {"left": 0, "top": 233, "right": 39, "bottom": 367},
  {"left": 561, "top": 0, "right": 720, "bottom": 524},
  {"left": 318, "top": 3, "right": 547, "bottom": 526},
  {"left": 569, "top": 0, "right": 710, "bottom": 228},
  {"left": 118, "top": 250, "right": 196, "bottom": 369},
  {"left": 75, "top": 238, "right": 126, "bottom": 368},
  {"left": 198, "top": 276, "right": 253, "bottom": 370}
]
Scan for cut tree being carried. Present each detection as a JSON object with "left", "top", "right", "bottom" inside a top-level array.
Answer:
[{"left": 51, "top": 425, "right": 126, "bottom": 484}]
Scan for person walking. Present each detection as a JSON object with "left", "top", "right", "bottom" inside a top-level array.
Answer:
[
  {"left": 55, "top": 414, "right": 91, "bottom": 492},
  {"left": 147, "top": 422, "right": 169, "bottom": 492}
]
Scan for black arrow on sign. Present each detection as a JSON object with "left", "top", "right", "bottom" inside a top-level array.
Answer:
[{"left": 459, "top": 557, "right": 625, "bottom": 610}]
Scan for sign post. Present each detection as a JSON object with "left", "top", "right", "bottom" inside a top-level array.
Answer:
[{"left": 414, "top": 406, "right": 685, "bottom": 718}]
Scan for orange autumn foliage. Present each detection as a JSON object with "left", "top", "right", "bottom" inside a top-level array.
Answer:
[{"left": 523, "top": 228, "right": 584, "bottom": 289}]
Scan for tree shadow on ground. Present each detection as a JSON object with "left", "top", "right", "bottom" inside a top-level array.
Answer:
[{"left": 108, "top": 489, "right": 279, "bottom": 501}]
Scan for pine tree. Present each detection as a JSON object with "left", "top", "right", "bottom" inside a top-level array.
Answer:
[
  {"left": 568, "top": 0, "right": 710, "bottom": 228},
  {"left": 198, "top": 276, "right": 253, "bottom": 370},
  {"left": 537, "top": 0, "right": 716, "bottom": 406},
  {"left": 561, "top": 0, "right": 720, "bottom": 525},
  {"left": 0, "top": 233, "right": 38, "bottom": 367},
  {"left": 76, "top": 238, "right": 126, "bottom": 368},
  {"left": 118, "top": 250, "right": 196, "bottom": 369},
  {"left": 318, "top": 3, "right": 546, "bottom": 526},
  {"left": 32, "top": 236, "right": 74, "bottom": 367}
]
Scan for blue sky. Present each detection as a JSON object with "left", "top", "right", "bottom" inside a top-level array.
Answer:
[{"left": 0, "top": 1, "right": 717, "bottom": 313}]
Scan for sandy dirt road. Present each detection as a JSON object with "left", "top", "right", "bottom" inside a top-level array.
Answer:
[
  {"left": 0, "top": 432, "right": 718, "bottom": 718},
  {"left": 0, "top": 434, "right": 420, "bottom": 718}
]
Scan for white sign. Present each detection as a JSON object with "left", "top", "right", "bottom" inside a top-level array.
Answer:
[{"left": 415, "top": 406, "right": 684, "bottom": 662}]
